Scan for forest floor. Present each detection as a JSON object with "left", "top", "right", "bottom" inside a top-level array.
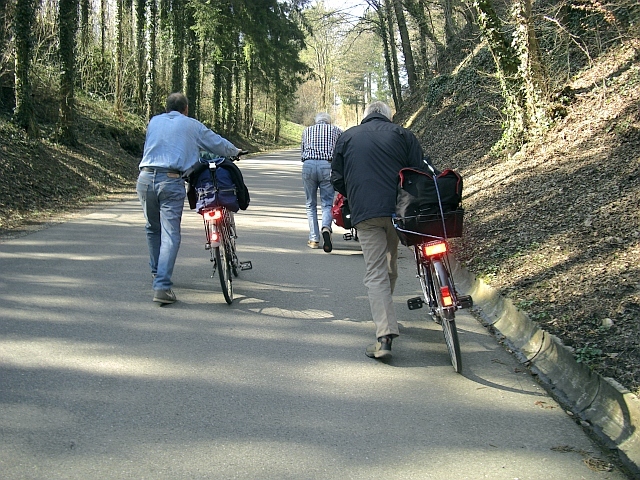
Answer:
[{"left": 0, "top": 39, "right": 639, "bottom": 395}]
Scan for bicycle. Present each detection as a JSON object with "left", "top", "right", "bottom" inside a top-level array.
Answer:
[
  {"left": 194, "top": 152, "right": 252, "bottom": 304},
  {"left": 394, "top": 164, "right": 472, "bottom": 373}
]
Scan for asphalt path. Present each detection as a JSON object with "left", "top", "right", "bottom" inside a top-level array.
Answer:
[{"left": 0, "top": 149, "right": 628, "bottom": 479}]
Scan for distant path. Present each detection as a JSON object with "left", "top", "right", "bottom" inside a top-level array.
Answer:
[{"left": 0, "top": 149, "right": 628, "bottom": 479}]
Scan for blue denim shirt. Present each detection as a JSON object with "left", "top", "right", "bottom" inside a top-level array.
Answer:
[{"left": 139, "top": 111, "right": 239, "bottom": 172}]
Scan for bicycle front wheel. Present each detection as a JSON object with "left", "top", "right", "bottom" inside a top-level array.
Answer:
[
  {"left": 432, "top": 259, "right": 462, "bottom": 373},
  {"left": 215, "top": 239, "right": 233, "bottom": 305}
]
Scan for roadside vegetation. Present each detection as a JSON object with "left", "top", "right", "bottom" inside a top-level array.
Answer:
[{"left": 0, "top": 0, "right": 638, "bottom": 395}]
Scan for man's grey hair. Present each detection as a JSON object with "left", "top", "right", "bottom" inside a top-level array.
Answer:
[
  {"left": 166, "top": 92, "right": 188, "bottom": 113},
  {"left": 364, "top": 101, "right": 392, "bottom": 120},
  {"left": 314, "top": 112, "right": 332, "bottom": 124}
]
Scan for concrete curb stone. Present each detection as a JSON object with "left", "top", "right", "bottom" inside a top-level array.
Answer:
[{"left": 451, "top": 259, "right": 640, "bottom": 476}]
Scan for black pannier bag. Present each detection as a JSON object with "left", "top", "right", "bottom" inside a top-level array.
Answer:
[{"left": 395, "top": 167, "right": 464, "bottom": 245}]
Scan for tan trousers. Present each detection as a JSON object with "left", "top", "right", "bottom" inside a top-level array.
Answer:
[{"left": 356, "top": 217, "right": 400, "bottom": 339}]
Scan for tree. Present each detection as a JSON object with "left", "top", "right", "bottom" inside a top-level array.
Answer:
[
  {"left": 58, "top": 0, "right": 79, "bottom": 145},
  {"left": 13, "top": 0, "right": 38, "bottom": 135},
  {"left": 473, "top": 0, "right": 550, "bottom": 147},
  {"left": 0, "top": 0, "right": 14, "bottom": 110},
  {"left": 115, "top": 0, "right": 125, "bottom": 115},
  {"left": 301, "top": 3, "right": 343, "bottom": 113},
  {"left": 147, "top": 0, "right": 161, "bottom": 118},
  {"left": 185, "top": 1, "right": 199, "bottom": 118},
  {"left": 135, "top": 0, "right": 146, "bottom": 113},
  {"left": 366, "top": 0, "right": 402, "bottom": 109},
  {"left": 392, "top": 0, "right": 417, "bottom": 91},
  {"left": 171, "top": 0, "right": 185, "bottom": 92}
]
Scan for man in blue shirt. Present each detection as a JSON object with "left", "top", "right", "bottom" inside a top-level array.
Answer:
[
  {"left": 137, "top": 92, "right": 240, "bottom": 304},
  {"left": 300, "top": 112, "right": 342, "bottom": 252}
]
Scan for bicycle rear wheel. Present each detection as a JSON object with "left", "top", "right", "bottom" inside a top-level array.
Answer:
[
  {"left": 431, "top": 259, "right": 462, "bottom": 373},
  {"left": 215, "top": 237, "right": 233, "bottom": 304}
]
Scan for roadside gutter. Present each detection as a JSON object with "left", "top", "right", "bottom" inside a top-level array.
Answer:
[{"left": 452, "top": 260, "right": 640, "bottom": 477}]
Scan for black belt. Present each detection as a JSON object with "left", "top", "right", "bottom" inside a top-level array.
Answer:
[{"left": 140, "top": 167, "right": 182, "bottom": 175}]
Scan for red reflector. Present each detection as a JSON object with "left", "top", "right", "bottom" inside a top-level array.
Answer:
[
  {"left": 422, "top": 241, "right": 447, "bottom": 257},
  {"left": 440, "top": 286, "right": 453, "bottom": 307},
  {"left": 205, "top": 209, "right": 222, "bottom": 220}
]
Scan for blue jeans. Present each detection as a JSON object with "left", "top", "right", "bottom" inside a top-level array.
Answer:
[
  {"left": 136, "top": 171, "right": 186, "bottom": 291},
  {"left": 302, "top": 160, "right": 334, "bottom": 242}
]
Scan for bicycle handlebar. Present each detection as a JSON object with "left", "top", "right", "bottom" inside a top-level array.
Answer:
[{"left": 231, "top": 150, "right": 250, "bottom": 162}]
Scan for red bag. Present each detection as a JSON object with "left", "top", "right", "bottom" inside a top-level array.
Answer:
[{"left": 332, "top": 193, "right": 352, "bottom": 229}]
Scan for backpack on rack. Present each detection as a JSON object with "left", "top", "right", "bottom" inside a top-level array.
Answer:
[
  {"left": 193, "top": 157, "right": 240, "bottom": 214},
  {"left": 331, "top": 193, "right": 352, "bottom": 229},
  {"left": 395, "top": 167, "right": 464, "bottom": 245}
]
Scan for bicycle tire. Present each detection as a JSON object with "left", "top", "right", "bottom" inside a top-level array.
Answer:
[
  {"left": 415, "top": 247, "right": 431, "bottom": 305},
  {"left": 230, "top": 238, "right": 239, "bottom": 278},
  {"left": 431, "top": 259, "right": 462, "bottom": 373},
  {"left": 215, "top": 238, "right": 233, "bottom": 305}
]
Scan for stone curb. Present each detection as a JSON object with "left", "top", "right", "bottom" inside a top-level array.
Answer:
[{"left": 451, "top": 259, "right": 640, "bottom": 476}]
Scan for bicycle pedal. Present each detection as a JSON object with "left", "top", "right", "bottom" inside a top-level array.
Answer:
[
  {"left": 407, "top": 297, "right": 423, "bottom": 310},
  {"left": 458, "top": 295, "right": 473, "bottom": 309},
  {"left": 343, "top": 233, "right": 353, "bottom": 241},
  {"left": 240, "top": 261, "right": 252, "bottom": 271}
]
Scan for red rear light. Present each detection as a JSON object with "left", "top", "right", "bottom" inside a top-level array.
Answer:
[
  {"left": 205, "top": 209, "right": 223, "bottom": 221},
  {"left": 440, "top": 286, "right": 453, "bottom": 307},
  {"left": 211, "top": 231, "right": 220, "bottom": 243},
  {"left": 422, "top": 241, "right": 447, "bottom": 258}
]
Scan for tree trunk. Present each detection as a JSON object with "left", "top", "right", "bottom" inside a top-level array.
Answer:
[
  {"left": 147, "top": 0, "right": 160, "bottom": 118},
  {"left": 76, "top": 0, "right": 90, "bottom": 90},
  {"left": 135, "top": 0, "right": 146, "bottom": 114},
  {"left": 58, "top": 0, "right": 78, "bottom": 146},
  {"left": 442, "top": 0, "right": 455, "bottom": 46},
  {"left": 14, "top": 0, "right": 38, "bottom": 136},
  {"left": 473, "top": 0, "right": 525, "bottom": 146},
  {"left": 392, "top": 0, "right": 418, "bottom": 91},
  {"left": 185, "top": 3, "right": 199, "bottom": 118},
  {"left": 171, "top": 0, "right": 184, "bottom": 93},
  {"left": 512, "top": 0, "right": 550, "bottom": 137},
  {"left": 244, "top": 61, "right": 252, "bottom": 136},
  {"left": 114, "top": 0, "right": 124, "bottom": 116},
  {"left": 212, "top": 62, "right": 221, "bottom": 131},
  {"left": 224, "top": 64, "right": 232, "bottom": 131},
  {"left": 374, "top": 2, "right": 400, "bottom": 109},
  {"left": 234, "top": 58, "right": 240, "bottom": 135},
  {"left": 0, "top": 0, "right": 15, "bottom": 111},
  {"left": 383, "top": 0, "right": 403, "bottom": 107}
]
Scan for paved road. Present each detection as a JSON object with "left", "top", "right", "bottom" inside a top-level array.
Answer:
[{"left": 0, "top": 149, "right": 628, "bottom": 479}]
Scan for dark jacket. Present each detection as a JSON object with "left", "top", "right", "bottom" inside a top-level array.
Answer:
[{"left": 330, "top": 113, "right": 425, "bottom": 226}]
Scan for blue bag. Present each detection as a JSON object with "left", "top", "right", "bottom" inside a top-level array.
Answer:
[{"left": 195, "top": 157, "right": 240, "bottom": 214}]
